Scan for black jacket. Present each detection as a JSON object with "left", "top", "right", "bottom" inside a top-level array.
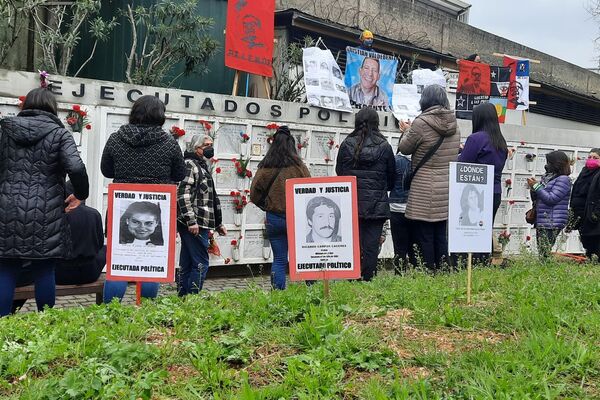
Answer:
[
  {"left": 570, "top": 167, "right": 600, "bottom": 236},
  {"left": 0, "top": 110, "right": 89, "bottom": 259},
  {"left": 101, "top": 124, "right": 186, "bottom": 184},
  {"left": 335, "top": 132, "right": 395, "bottom": 219}
]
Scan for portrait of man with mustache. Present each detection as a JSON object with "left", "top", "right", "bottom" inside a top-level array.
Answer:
[{"left": 305, "top": 196, "right": 342, "bottom": 243}]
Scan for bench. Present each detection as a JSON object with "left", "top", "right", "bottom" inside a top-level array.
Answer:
[{"left": 14, "top": 274, "right": 105, "bottom": 305}]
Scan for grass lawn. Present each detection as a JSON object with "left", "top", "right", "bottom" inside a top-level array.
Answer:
[{"left": 1, "top": 258, "right": 599, "bottom": 399}]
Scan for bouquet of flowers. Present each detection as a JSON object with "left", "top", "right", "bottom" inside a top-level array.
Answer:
[
  {"left": 240, "top": 131, "right": 250, "bottom": 143},
  {"left": 170, "top": 126, "right": 185, "bottom": 139},
  {"left": 498, "top": 231, "right": 511, "bottom": 249},
  {"left": 66, "top": 105, "right": 91, "bottom": 133},
  {"left": 230, "top": 191, "right": 249, "bottom": 213},
  {"left": 296, "top": 135, "right": 309, "bottom": 152},
  {"left": 233, "top": 156, "right": 252, "bottom": 178},
  {"left": 199, "top": 119, "right": 215, "bottom": 140},
  {"left": 208, "top": 231, "right": 231, "bottom": 264},
  {"left": 266, "top": 123, "right": 280, "bottom": 144}
]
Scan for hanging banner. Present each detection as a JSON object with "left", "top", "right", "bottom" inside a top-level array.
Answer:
[
  {"left": 286, "top": 176, "right": 361, "bottom": 281},
  {"left": 504, "top": 56, "right": 530, "bottom": 110},
  {"left": 456, "top": 62, "right": 512, "bottom": 121},
  {"left": 448, "top": 162, "right": 494, "bottom": 253},
  {"left": 106, "top": 183, "right": 177, "bottom": 283},
  {"left": 303, "top": 47, "right": 352, "bottom": 113},
  {"left": 344, "top": 47, "right": 398, "bottom": 111},
  {"left": 411, "top": 68, "right": 447, "bottom": 92},
  {"left": 392, "top": 84, "right": 421, "bottom": 122},
  {"left": 457, "top": 60, "right": 491, "bottom": 95},
  {"left": 224, "top": 0, "right": 275, "bottom": 77}
]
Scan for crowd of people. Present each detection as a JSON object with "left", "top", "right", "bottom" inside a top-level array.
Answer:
[{"left": 0, "top": 85, "right": 598, "bottom": 316}]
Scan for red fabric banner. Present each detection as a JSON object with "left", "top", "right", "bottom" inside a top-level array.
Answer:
[
  {"left": 457, "top": 60, "right": 491, "bottom": 96},
  {"left": 225, "top": 0, "right": 275, "bottom": 77},
  {"left": 503, "top": 56, "right": 518, "bottom": 110}
]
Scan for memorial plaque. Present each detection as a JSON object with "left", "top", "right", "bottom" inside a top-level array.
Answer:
[
  {"left": 507, "top": 228, "right": 526, "bottom": 253},
  {"left": 214, "top": 123, "right": 247, "bottom": 155},
  {"left": 535, "top": 148, "right": 554, "bottom": 174},
  {"left": 0, "top": 104, "right": 19, "bottom": 119},
  {"left": 210, "top": 231, "right": 236, "bottom": 261},
  {"left": 245, "top": 202, "right": 266, "bottom": 225},
  {"left": 308, "top": 163, "right": 332, "bottom": 177},
  {"left": 219, "top": 196, "right": 237, "bottom": 225},
  {"left": 510, "top": 202, "right": 529, "bottom": 227},
  {"left": 495, "top": 201, "right": 508, "bottom": 226},
  {"left": 243, "top": 229, "right": 267, "bottom": 259},
  {"left": 310, "top": 131, "right": 337, "bottom": 160},
  {"left": 183, "top": 119, "right": 214, "bottom": 138},
  {"left": 251, "top": 126, "right": 271, "bottom": 156},
  {"left": 513, "top": 174, "right": 530, "bottom": 199},
  {"left": 514, "top": 147, "right": 536, "bottom": 171},
  {"left": 215, "top": 160, "right": 238, "bottom": 189}
]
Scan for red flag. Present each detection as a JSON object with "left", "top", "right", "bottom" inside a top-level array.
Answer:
[
  {"left": 225, "top": 0, "right": 275, "bottom": 77},
  {"left": 457, "top": 60, "right": 491, "bottom": 96},
  {"left": 503, "top": 56, "right": 518, "bottom": 109}
]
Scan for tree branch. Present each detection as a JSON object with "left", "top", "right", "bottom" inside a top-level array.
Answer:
[{"left": 125, "top": 4, "right": 137, "bottom": 84}]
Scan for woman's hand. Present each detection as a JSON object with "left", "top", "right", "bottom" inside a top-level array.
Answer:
[
  {"left": 216, "top": 225, "right": 227, "bottom": 236},
  {"left": 64, "top": 194, "right": 81, "bottom": 213},
  {"left": 399, "top": 120, "right": 411, "bottom": 133},
  {"left": 527, "top": 177, "right": 537, "bottom": 188}
]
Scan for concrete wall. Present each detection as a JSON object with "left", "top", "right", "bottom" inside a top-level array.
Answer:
[{"left": 278, "top": 0, "right": 600, "bottom": 100}]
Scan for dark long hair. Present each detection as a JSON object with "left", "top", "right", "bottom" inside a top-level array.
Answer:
[
  {"left": 545, "top": 151, "right": 571, "bottom": 176},
  {"left": 472, "top": 103, "right": 507, "bottom": 152},
  {"left": 22, "top": 88, "right": 57, "bottom": 115},
  {"left": 349, "top": 108, "right": 383, "bottom": 165},
  {"left": 129, "top": 95, "right": 166, "bottom": 126},
  {"left": 258, "top": 126, "right": 303, "bottom": 168}
]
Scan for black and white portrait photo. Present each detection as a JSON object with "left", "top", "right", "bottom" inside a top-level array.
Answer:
[
  {"left": 305, "top": 196, "right": 342, "bottom": 243},
  {"left": 119, "top": 201, "right": 165, "bottom": 246},
  {"left": 459, "top": 184, "right": 484, "bottom": 227}
]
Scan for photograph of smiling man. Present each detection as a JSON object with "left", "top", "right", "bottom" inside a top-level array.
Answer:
[{"left": 344, "top": 47, "right": 397, "bottom": 111}]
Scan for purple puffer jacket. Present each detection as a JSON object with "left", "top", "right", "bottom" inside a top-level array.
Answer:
[{"left": 534, "top": 175, "right": 572, "bottom": 229}]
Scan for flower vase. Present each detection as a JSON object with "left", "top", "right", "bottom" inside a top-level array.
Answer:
[
  {"left": 527, "top": 162, "right": 534, "bottom": 172},
  {"left": 232, "top": 248, "right": 240, "bottom": 262},
  {"left": 502, "top": 213, "right": 509, "bottom": 225},
  {"left": 263, "top": 244, "right": 271, "bottom": 260},
  {"left": 237, "top": 176, "right": 247, "bottom": 191},
  {"left": 302, "top": 147, "right": 308, "bottom": 159},
  {"left": 240, "top": 142, "right": 248, "bottom": 156},
  {"left": 233, "top": 212, "right": 242, "bottom": 227}
]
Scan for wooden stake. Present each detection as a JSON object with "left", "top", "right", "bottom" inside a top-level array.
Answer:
[
  {"left": 323, "top": 279, "right": 330, "bottom": 299},
  {"left": 262, "top": 76, "right": 271, "bottom": 99},
  {"left": 492, "top": 52, "right": 541, "bottom": 64},
  {"left": 467, "top": 253, "right": 473, "bottom": 305},
  {"left": 521, "top": 110, "right": 527, "bottom": 126},
  {"left": 232, "top": 70, "right": 240, "bottom": 96},
  {"left": 136, "top": 281, "right": 142, "bottom": 306}
]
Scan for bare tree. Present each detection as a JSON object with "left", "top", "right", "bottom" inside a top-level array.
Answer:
[
  {"left": 0, "top": 1, "right": 24, "bottom": 67},
  {"left": 270, "top": 36, "right": 315, "bottom": 102}
]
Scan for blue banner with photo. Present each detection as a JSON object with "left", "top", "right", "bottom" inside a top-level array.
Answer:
[{"left": 344, "top": 47, "right": 398, "bottom": 111}]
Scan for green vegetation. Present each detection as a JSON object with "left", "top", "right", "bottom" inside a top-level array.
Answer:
[{"left": 1, "top": 258, "right": 599, "bottom": 399}]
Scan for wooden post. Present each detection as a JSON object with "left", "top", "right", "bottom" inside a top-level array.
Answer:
[
  {"left": 232, "top": 70, "right": 240, "bottom": 96},
  {"left": 521, "top": 110, "right": 527, "bottom": 126},
  {"left": 323, "top": 279, "right": 330, "bottom": 299},
  {"left": 262, "top": 76, "right": 271, "bottom": 99},
  {"left": 466, "top": 253, "right": 473, "bottom": 305},
  {"left": 136, "top": 281, "right": 142, "bottom": 306}
]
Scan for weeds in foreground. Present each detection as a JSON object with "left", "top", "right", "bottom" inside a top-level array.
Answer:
[{"left": 1, "top": 258, "right": 599, "bottom": 399}]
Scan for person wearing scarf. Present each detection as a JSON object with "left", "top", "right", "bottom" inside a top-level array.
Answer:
[
  {"left": 527, "top": 151, "right": 572, "bottom": 259},
  {"left": 569, "top": 148, "right": 600, "bottom": 260}
]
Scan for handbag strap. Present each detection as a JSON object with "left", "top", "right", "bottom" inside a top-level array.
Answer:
[
  {"left": 257, "top": 168, "right": 283, "bottom": 206},
  {"left": 411, "top": 135, "right": 445, "bottom": 178}
]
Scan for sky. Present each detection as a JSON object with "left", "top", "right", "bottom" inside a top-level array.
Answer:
[{"left": 467, "top": 0, "right": 598, "bottom": 69}]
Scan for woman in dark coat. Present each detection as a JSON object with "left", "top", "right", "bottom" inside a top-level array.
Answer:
[
  {"left": 0, "top": 88, "right": 89, "bottom": 316},
  {"left": 569, "top": 148, "right": 600, "bottom": 260},
  {"left": 101, "top": 95, "right": 185, "bottom": 302},
  {"left": 336, "top": 108, "right": 395, "bottom": 281}
]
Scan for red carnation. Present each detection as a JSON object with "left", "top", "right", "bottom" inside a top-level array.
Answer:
[
  {"left": 18, "top": 96, "right": 25, "bottom": 102},
  {"left": 236, "top": 191, "right": 241, "bottom": 196},
  {"left": 297, "top": 144, "right": 302, "bottom": 150},
  {"left": 224, "top": 258, "right": 231, "bottom": 264},
  {"left": 244, "top": 189, "right": 250, "bottom": 194},
  {"left": 231, "top": 157, "right": 237, "bottom": 162},
  {"left": 508, "top": 200, "right": 515, "bottom": 205},
  {"left": 324, "top": 157, "right": 331, "bottom": 162},
  {"left": 85, "top": 124, "right": 92, "bottom": 130},
  {"left": 78, "top": 110, "right": 87, "bottom": 117},
  {"left": 241, "top": 196, "right": 247, "bottom": 201},
  {"left": 215, "top": 167, "right": 222, "bottom": 173},
  {"left": 239, "top": 235, "right": 244, "bottom": 240},
  {"left": 233, "top": 199, "right": 239, "bottom": 205},
  {"left": 505, "top": 178, "right": 512, "bottom": 185},
  {"left": 245, "top": 170, "right": 252, "bottom": 178},
  {"left": 526, "top": 235, "right": 531, "bottom": 241},
  {"left": 72, "top": 105, "right": 80, "bottom": 111},
  {"left": 242, "top": 200, "right": 248, "bottom": 206},
  {"left": 67, "top": 117, "right": 77, "bottom": 125},
  {"left": 237, "top": 168, "right": 243, "bottom": 174},
  {"left": 230, "top": 191, "right": 236, "bottom": 196},
  {"left": 231, "top": 239, "right": 237, "bottom": 246},
  {"left": 520, "top": 140, "right": 526, "bottom": 146}
]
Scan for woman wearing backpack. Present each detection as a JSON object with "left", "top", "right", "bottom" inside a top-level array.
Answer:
[
  {"left": 250, "top": 126, "right": 310, "bottom": 289},
  {"left": 528, "top": 151, "right": 572, "bottom": 259}
]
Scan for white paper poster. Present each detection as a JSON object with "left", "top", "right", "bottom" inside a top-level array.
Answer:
[
  {"left": 303, "top": 47, "right": 352, "bottom": 113},
  {"left": 411, "top": 68, "right": 447, "bottom": 91},
  {"left": 392, "top": 84, "right": 421, "bottom": 122},
  {"left": 448, "top": 162, "right": 494, "bottom": 253}
]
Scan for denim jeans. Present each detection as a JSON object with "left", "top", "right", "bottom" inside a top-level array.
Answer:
[
  {"left": 0, "top": 259, "right": 56, "bottom": 316},
  {"left": 177, "top": 225, "right": 209, "bottom": 296},
  {"left": 103, "top": 280, "right": 160, "bottom": 303},
  {"left": 266, "top": 212, "right": 288, "bottom": 289}
]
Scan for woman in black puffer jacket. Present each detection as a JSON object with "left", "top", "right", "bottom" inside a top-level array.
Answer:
[
  {"left": 101, "top": 95, "right": 185, "bottom": 303},
  {"left": 0, "top": 88, "right": 89, "bottom": 316},
  {"left": 336, "top": 108, "right": 395, "bottom": 281}
]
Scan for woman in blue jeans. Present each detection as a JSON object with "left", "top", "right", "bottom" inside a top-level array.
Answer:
[
  {"left": 250, "top": 126, "right": 310, "bottom": 289},
  {"left": 100, "top": 95, "right": 186, "bottom": 302}
]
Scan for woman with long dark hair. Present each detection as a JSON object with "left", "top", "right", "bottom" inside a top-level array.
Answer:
[
  {"left": 459, "top": 103, "right": 508, "bottom": 220},
  {"left": 398, "top": 85, "right": 460, "bottom": 271},
  {"left": 336, "top": 108, "right": 395, "bottom": 281},
  {"left": 0, "top": 88, "right": 89, "bottom": 316},
  {"left": 528, "top": 151, "right": 572, "bottom": 259},
  {"left": 250, "top": 126, "right": 310, "bottom": 289},
  {"left": 569, "top": 149, "right": 600, "bottom": 260}
]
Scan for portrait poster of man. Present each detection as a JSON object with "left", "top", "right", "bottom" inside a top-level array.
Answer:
[
  {"left": 106, "top": 183, "right": 177, "bottom": 283},
  {"left": 302, "top": 47, "right": 352, "bottom": 113},
  {"left": 344, "top": 47, "right": 398, "bottom": 111},
  {"left": 503, "top": 56, "right": 530, "bottom": 111},
  {"left": 285, "top": 176, "right": 361, "bottom": 281},
  {"left": 448, "top": 162, "right": 494, "bottom": 253},
  {"left": 456, "top": 60, "right": 491, "bottom": 95}
]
